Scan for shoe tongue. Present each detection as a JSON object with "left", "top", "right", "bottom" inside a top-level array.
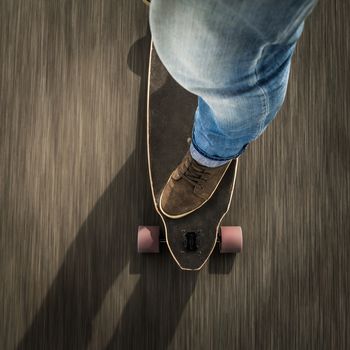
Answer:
[
  {"left": 191, "top": 158, "right": 206, "bottom": 171},
  {"left": 172, "top": 153, "right": 207, "bottom": 182}
]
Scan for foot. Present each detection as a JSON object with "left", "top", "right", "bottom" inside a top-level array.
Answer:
[{"left": 159, "top": 150, "right": 232, "bottom": 218}]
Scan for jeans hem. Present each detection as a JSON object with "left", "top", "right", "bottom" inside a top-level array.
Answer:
[{"left": 191, "top": 133, "right": 248, "bottom": 161}]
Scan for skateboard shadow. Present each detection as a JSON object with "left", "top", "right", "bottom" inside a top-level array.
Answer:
[
  {"left": 208, "top": 250, "right": 237, "bottom": 274},
  {"left": 17, "top": 27, "right": 198, "bottom": 350}
]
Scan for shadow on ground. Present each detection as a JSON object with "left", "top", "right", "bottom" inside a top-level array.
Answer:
[{"left": 17, "top": 29, "right": 198, "bottom": 350}]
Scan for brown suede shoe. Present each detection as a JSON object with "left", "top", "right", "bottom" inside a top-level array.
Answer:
[{"left": 159, "top": 150, "right": 232, "bottom": 218}]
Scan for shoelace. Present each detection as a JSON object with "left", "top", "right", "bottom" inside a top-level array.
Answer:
[{"left": 182, "top": 160, "right": 211, "bottom": 189}]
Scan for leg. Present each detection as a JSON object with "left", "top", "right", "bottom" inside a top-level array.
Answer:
[
  {"left": 150, "top": 0, "right": 318, "bottom": 166},
  {"left": 150, "top": 0, "right": 318, "bottom": 217}
]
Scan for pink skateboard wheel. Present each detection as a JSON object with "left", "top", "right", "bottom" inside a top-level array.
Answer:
[
  {"left": 220, "top": 226, "right": 243, "bottom": 253},
  {"left": 137, "top": 226, "right": 160, "bottom": 253}
]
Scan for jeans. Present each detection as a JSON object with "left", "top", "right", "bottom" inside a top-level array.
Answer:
[{"left": 149, "top": 0, "right": 318, "bottom": 167}]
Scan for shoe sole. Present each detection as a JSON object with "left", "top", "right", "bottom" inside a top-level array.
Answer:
[{"left": 159, "top": 159, "right": 233, "bottom": 219}]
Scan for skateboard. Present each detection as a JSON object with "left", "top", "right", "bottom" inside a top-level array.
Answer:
[{"left": 137, "top": 43, "right": 243, "bottom": 271}]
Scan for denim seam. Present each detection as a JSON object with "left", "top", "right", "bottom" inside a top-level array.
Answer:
[
  {"left": 275, "top": 1, "right": 317, "bottom": 44},
  {"left": 254, "top": 56, "right": 270, "bottom": 139}
]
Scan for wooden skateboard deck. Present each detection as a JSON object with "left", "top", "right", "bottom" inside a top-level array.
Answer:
[{"left": 138, "top": 43, "right": 242, "bottom": 271}]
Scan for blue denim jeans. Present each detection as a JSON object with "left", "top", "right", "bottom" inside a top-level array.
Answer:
[{"left": 149, "top": 0, "right": 318, "bottom": 166}]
